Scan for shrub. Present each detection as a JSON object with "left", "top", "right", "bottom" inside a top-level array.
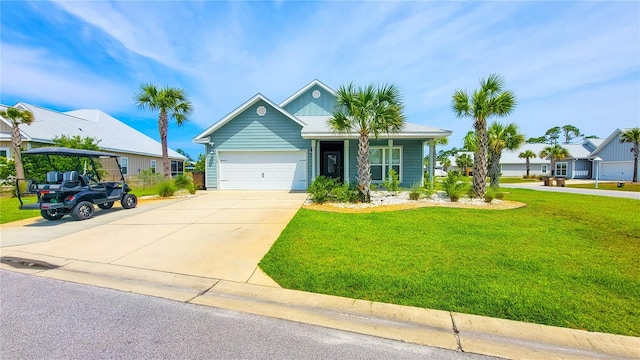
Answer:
[
  {"left": 187, "top": 183, "right": 196, "bottom": 195},
  {"left": 308, "top": 176, "right": 339, "bottom": 204},
  {"left": 156, "top": 180, "right": 176, "bottom": 198},
  {"left": 330, "top": 182, "right": 360, "bottom": 203},
  {"left": 173, "top": 174, "right": 192, "bottom": 189},
  {"left": 495, "top": 192, "right": 505, "bottom": 200},
  {"left": 409, "top": 183, "right": 422, "bottom": 201},
  {"left": 483, "top": 189, "right": 494, "bottom": 203},
  {"left": 442, "top": 172, "right": 464, "bottom": 202},
  {"left": 382, "top": 169, "right": 400, "bottom": 194}
]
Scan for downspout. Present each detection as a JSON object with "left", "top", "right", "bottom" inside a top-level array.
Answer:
[{"left": 311, "top": 140, "right": 316, "bottom": 181}]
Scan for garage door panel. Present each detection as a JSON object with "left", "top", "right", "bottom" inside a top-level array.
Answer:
[
  {"left": 600, "top": 162, "right": 633, "bottom": 181},
  {"left": 219, "top": 151, "right": 307, "bottom": 190}
]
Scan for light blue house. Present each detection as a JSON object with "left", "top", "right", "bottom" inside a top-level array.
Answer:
[
  {"left": 193, "top": 80, "right": 451, "bottom": 190},
  {"left": 590, "top": 128, "right": 638, "bottom": 181}
]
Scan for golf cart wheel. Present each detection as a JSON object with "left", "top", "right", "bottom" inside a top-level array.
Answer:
[
  {"left": 121, "top": 193, "right": 137, "bottom": 209},
  {"left": 98, "top": 202, "right": 114, "bottom": 210},
  {"left": 41, "top": 209, "right": 64, "bottom": 221},
  {"left": 71, "top": 201, "right": 95, "bottom": 221}
]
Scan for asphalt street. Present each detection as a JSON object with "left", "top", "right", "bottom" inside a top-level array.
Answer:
[{"left": 0, "top": 270, "right": 496, "bottom": 360}]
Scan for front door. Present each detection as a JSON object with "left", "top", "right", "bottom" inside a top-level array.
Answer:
[{"left": 323, "top": 151, "right": 342, "bottom": 180}]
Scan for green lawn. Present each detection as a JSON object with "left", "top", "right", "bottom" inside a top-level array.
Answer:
[
  {"left": 498, "top": 177, "right": 538, "bottom": 184},
  {"left": 0, "top": 196, "right": 40, "bottom": 224},
  {"left": 260, "top": 188, "right": 640, "bottom": 336}
]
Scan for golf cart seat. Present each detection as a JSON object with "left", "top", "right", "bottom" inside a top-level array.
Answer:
[
  {"left": 33, "top": 171, "right": 64, "bottom": 190},
  {"left": 60, "top": 171, "right": 85, "bottom": 191}
]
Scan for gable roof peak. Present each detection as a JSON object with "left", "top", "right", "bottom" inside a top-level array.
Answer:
[{"left": 279, "top": 79, "right": 337, "bottom": 108}]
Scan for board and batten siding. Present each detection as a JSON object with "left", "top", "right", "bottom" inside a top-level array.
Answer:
[
  {"left": 282, "top": 85, "right": 335, "bottom": 116},
  {"left": 205, "top": 100, "right": 311, "bottom": 189},
  {"left": 597, "top": 133, "right": 635, "bottom": 161}
]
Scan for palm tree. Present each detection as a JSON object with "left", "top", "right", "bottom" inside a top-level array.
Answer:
[
  {"left": 452, "top": 74, "right": 517, "bottom": 197},
  {"left": 0, "top": 106, "right": 34, "bottom": 180},
  {"left": 488, "top": 122, "right": 524, "bottom": 188},
  {"left": 539, "top": 144, "right": 570, "bottom": 177},
  {"left": 329, "top": 83, "right": 405, "bottom": 202},
  {"left": 440, "top": 157, "right": 452, "bottom": 172},
  {"left": 456, "top": 153, "right": 473, "bottom": 175},
  {"left": 620, "top": 127, "right": 640, "bottom": 182},
  {"left": 518, "top": 150, "right": 537, "bottom": 178},
  {"left": 135, "top": 84, "right": 192, "bottom": 179}
]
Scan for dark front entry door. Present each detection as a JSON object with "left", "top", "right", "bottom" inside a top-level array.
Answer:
[
  {"left": 320, "top": 141, "right": 344, "bottom": 182},
  {"left": 324, "top": 151, "right": 342, "bottom": 180}
]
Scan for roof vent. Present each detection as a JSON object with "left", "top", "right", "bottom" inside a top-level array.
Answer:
[
  {"left": 312, "top": 90, "right": 321, "bottom": 99},
  {"left": 256, "top": 106, "right": 266, "bottom": 116}
]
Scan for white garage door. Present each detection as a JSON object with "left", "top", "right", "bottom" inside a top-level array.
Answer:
[
  {"left": 219, "top": 151, "right": 308, "bottom": 190},
  {"left": 599, "top": 162, "right": 633, "bottom": 181}
]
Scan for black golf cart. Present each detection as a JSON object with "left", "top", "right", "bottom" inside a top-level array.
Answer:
[{"left": 16, "top": 147, "right": 138, "bottom": 221}]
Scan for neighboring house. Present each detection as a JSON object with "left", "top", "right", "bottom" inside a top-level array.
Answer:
[
  {"left": 448, "top": 130, "right": 636, "bottom": 181},
  {"left": 193, "top": 79, "right": 451, "bottom": 190},
  {"left": 589, "top": 128, "right": 637, "bottom": 181},
  {"left": 0, "top": 102, "right": 186, "bottom": 179}
]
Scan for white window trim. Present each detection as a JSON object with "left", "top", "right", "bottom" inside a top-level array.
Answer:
[
  {"left": 541, "top": 165, "right": 548, "bottom": 173},
  {"left": 0, "top": 147, "right": 11, "bottom": 160},
  {"left": 555, "top": 162, "right": 568, "bottom": 176},
  {"left": 150, "top": 159, "right": 156, "bottom": 174},
  {"left": 369, "top": 146, "right": 402, "bottom": 182},
  {"left": 120, "top": 157, "right": 129, "bottom": 175}
]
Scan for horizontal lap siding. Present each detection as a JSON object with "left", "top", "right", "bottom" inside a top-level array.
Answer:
[
  {"left": 350, "top": 139, "right": 422, "bottom": 187},
  {"left": 206, "top": 100, "right": 310, "bottom": 189},
  {"left": 283, "top": 86, "right": 335, "bottom": 116}
]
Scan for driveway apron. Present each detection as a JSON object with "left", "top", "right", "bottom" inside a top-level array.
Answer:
[{"left": 1, "top": 191, "right": 307, "bottom": 284}]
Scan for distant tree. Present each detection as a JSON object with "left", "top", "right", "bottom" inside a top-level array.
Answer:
[
  {"left": 526, "top": 136, "right": 547, "bottom": 144},
  {"left": 22, "top": 136, "right": 102, "bottom": 181},
  {"left": 424, "top": 137, "right": 449, "bottom": 172},
  {"left": 452, "top": 74, "right": 516, "bottom": 197},
  {"left": 135, "top": 84, "right": 193, "bottom": 179},
  {"left": 462, "top": 131, "right": 478, "bottom": 152},
  {"left": 584, "top": 134, "right": 599, "bottom": 139},
  {"left": 562, "top": 125, "right": 582, "bottom": 144},
  {"left": 329, "top": 83, "right": 405, "bottom": 202},
  {"left": 194, "top": 153, "right": 206, "bottom": 172},
  {"left": 176, "top": 148, "right": 194, "bottom": 162},
  {"left": 539, "top": 144, "right": 570, "bottom": 177},
  {"left": 518, "top": 150, "right": 537, "bottom": 178},
  {"left": 545, "top": 126, "right": 561, "bottom": 145},
  {"left": 456, "top": 153, "right": 473, "bottom": 176},
  {"left": 0, "top": 106, "right": 34, "bottom": 180},
  {"left": 53, "top": 135, "right": 101, "bottom": 150},
  {"left": 488, "top": 122, "right": 525, "bottom": 188},
  {"left": 440, "top": 157, "right": 452, "bottom": 172},
  {"left": 620, "top": 128, "right": 640, "bottom": 183}
]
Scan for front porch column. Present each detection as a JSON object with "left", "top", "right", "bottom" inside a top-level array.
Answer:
[
  {"left": 311, "top": 140, "right": 316, "bottom": 180},
  {"left": 387, "top": 139, "right": 393, "bottom": 179},
  {"left": 429, "top": 139, "right": 435, "bottom": 190},
  {"left": 421, "top": 141, "right": 426, "bottom": 187},
  {"left": 344, "top": 139, "right": 349, "bottom": 183}
]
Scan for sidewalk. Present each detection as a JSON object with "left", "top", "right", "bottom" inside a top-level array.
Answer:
[
  {"left": 500, "top": 180, "right": 640, "bottom": 199},
  {"left": 1, "top": 191, "right": 639, "bottom": 359}
]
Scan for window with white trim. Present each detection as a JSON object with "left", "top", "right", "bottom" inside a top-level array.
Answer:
[
  {"left": 150, "top": 160, "right": 156, "bottom": 174},
  {"left": 555, "top": 162, "right": 567, "bottom": 176},
  {"left": 171, "top": 160, "right": 184, "bottom": 177},
  {"left": 369, "top": 147, "right": 402, "bottom": 182},
  {"left": 120, "top": 157, "right": 129, "bottom": 175},
  {"left": 541, "top": 165, "right": 548, "bottom": 173},
  {"left": 0, "top": 147, "right": 10, "bottom": 161}
]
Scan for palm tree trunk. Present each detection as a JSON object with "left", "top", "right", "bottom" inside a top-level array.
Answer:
[
  {"left": 550, "top": 158, "right": 556, "bottom": 177},
  {"left": 632, "top": 145, "right": 639, "bottom": 183},
  {"left": 472, "top": 125, "right": 488, "bottom": 197},
  {"left": 11, "top": 125, "right": 25, "bottom": 180},
  {"left": 357, "top": 133, "right": 371, "bottom": 202},
  {"left": 489, "top": 150, "right": 501, "bottom": 189},
  {"left": 525, "top": 158, "right": 530, "bottom": 178},
  {"left": 158, "top": 109, "right": 170, "bottom": 179}
]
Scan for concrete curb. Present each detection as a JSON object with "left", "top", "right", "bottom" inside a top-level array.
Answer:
[{"left": 1, "top": 251, "right": 638, "bottom": 360}]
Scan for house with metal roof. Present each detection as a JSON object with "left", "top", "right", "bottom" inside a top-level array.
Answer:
[
  {"left": 588, "top": 128, "right": 638, "bottom": 181},
  {"left": 193, "top": 79, "right": 451, "bottom": 190},
  {"left": 0, "top": 102, "right": 186, "bottom": 179}
]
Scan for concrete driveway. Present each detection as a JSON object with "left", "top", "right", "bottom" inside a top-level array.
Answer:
[{"left": 0, "top": 191, "right": 307, "bottom": 285}]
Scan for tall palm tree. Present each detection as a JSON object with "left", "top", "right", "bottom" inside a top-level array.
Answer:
[
  {"left": 488, "top": 122, "right": 524, "bottom": 188},
  {"left": 0, "top": 106, "right": 34, "bottom": 180},
  {"left": 328, "top": 83, "right": 405, "bottom": 202},
  {"left": 539, "top": 144, "right": 570, "bottom": 177},
  {"left": 452, "top": 74, "right": 517, "bottom": 197},
  {"left": 518, "top": 150, "right": 537, "bottom": 178},
  {"left": 620, "top": 127, "right": 640, "bottom": 182},
  {"left": 135, "top": 84, "right": 192, "bottom": 179}
]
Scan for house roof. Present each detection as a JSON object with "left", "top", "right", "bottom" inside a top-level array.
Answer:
[
  {"left": 0, "top": 102, "right": 185, "bottom": 159},
  {"left": 298, "top": 115, "right": 452, "bottom": 140},
  {"left": 279, "top": 79, "right": 337, "bottom": 108},
  {"left": 193, "top": 93, "right": 306, "bottom": 143}
]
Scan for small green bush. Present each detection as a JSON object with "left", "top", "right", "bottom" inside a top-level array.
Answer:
[
  {"left": 156, "top": 180, "right": 176, "bottom": 198},
  {"left": 187, "top": 183, "right": 196, "bottom": 195},
  {"left": 442, "top": 172, "right": 464, "bottom": 202},
  {"left": 382, "top": 169, "right": 400, "bottom": 193},
  {"left": 173, "top": 174, "right": 192, "bottom": 189},
  {"left": 308, "top": 176, "right": 339, "bottom": 204},
  {"left": 409, "top": 183, "right": 422, "bottom": 200},
  {"left": 483, "top": 189, "right": 494, "bottom": 203},
  {"left": 495, "top": 192, "right": 505, "bottom": 200},
  {"left": 330, "top": 182, "right": 360, "bottom": 203}
]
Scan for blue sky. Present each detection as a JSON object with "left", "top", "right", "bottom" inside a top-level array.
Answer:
[{"left": 1, "top": 1, "right": 639, "bottom": 159}]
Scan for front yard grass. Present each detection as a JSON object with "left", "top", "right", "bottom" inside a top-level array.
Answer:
[
  {"left": 0, "top": 196, "right": 40, "bottom": 224},
  {"left": 260, "top": 188, "right": 640, "bottom": 336},
  {"left": 565, "top": 182, "right": 640, "bottom": 192}
]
